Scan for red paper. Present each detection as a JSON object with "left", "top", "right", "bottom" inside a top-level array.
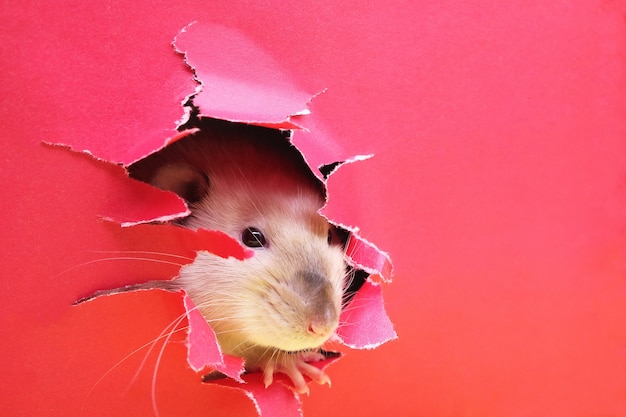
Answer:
[{"left": 4, "top": 1, "right": 626, "bottom": 417}]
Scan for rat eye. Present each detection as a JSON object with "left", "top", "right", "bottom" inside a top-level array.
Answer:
[
  {"left": 327, "top": 229, "right": 333, "bottom": 245},
  {"left": 242, "top": 227, "right": 267, "bottom": 248}
]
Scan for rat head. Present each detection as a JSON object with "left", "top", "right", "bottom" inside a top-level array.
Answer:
[
  {"left": 180, "top": 185, "right": 347, "bottom": 354},
  {"left": 130, "top": 122, "right": 347, "bottom": 354}
]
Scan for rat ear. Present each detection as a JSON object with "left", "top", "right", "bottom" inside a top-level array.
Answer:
[{"left": 150, "top": 164, "right": 210, "bottom": 203}]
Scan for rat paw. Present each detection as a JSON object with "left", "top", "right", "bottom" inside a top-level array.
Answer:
[{"left": 261, "top": 350, "right": 331, "bottom": 395}]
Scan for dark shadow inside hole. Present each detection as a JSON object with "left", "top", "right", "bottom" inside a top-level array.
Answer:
[
  {"left": 177, "top": 97, "right": 201, "bottom": 132},
  {"left": 319, "top": 161, "right": 343, "bottom": 180},
  {"left": 129, "top": 117, "right": 324, "bottom": 202},
  {"left": 343, "top": 268, "right": 368, "bottom": 305}
]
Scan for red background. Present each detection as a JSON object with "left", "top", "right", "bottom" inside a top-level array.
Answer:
[{"left": 2, "top": 1, "right": 626, "bottom": 416}]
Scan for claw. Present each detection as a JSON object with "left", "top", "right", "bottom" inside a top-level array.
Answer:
[
  {"left": 257, "top": 350, "right": 332, "bottom": 394},
  {"left": 296, "top": 361, "right": 331, "bottom": 387},
  {"left": 262, "top": 362, "right": 275, "bottom": 388},
  {"left": 283, "top": 363, "right": 308, "bottom": 394}
]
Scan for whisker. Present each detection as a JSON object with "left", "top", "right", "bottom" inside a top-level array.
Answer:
[
  {"left": 150, "top": 313, "right": 189, "bottom": 417},
  {"left": 88, "top": 249, "right": 195, "bottom": 262},
  {"left": 127, "top": 310, "right": 190, "bottom": 390},
  {"left": 56, "top": 257, "right": 188, "bottom": 278},
  {"left": 79, "top": 322, "right": 188, "bottom": 415}
]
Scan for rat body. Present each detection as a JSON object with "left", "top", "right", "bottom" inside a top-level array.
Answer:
[{"left": 129, "top": 120, "right": 347, "bottom": 393}]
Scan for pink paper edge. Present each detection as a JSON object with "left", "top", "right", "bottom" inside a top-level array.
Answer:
[
  {"left": 184, "top": 294, "right": 246, "bottom": 382},
  {"left": 173, "top": 22, "right": 313, "bottom": 129},
  {"left": 337, "top": 279, "right": 398, "bottom": 349}
]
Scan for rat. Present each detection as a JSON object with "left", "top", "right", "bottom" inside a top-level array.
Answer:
[{"left": 127, "top": 119, "right": 348, "bottom": 394}]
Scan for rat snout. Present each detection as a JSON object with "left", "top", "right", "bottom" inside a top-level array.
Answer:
[
  {"left": 297, "top": 270, "right": 340, "bottom": 340},
  {"left": 307, "top": 320, "right": 334, "bottom": 338}
]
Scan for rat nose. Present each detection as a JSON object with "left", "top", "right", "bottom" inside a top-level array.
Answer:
[
  {"left": 296, "top": 269, "right": 340, "bottom": 338},
  {"left": 307, "top": 320, "right": 333, "bottom": 338}
]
